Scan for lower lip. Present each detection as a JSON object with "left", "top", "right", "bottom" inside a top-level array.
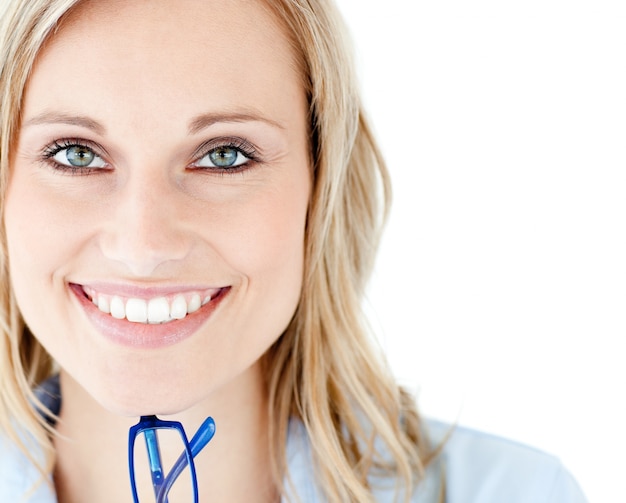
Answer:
[{"left": 70, "top": 284, "right": 229, "bottom": 349}]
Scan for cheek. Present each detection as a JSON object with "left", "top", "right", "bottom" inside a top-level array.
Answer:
[
  {"left": 237, "top": 202, "right": 306, "bottom": 273},
  {"left": 4, "top": 178, "right": 46, "bottom": 290},
  {"left": 213, "top": 171, "right": 310, "bottom": 284},
  {"left": 3, "top": 195, "right": 50, "bottom": 358},
  {"left": 5, "top": 177, "right": 71, "bottom": 275},
  {"left": 210, "top": 171, "right": 310, "bottom": 342},
  {"left": 3, "top": 169, "right": 84, "bottom": 340}
]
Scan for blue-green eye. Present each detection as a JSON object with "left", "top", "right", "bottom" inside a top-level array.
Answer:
[
  {"left": 52, "top": 144, "right": 107, "bottom": 168},
  {"left": 195, "top": 146, "right": 250, "bottom": 169}
]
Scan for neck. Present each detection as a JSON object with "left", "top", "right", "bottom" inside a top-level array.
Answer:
[{"left": 53, "top": 364, "right": 278, "bottom": 503}]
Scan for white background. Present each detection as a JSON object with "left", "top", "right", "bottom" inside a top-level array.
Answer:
[{"left": 335, "top": 1, "right": 626, "bottom": 502}]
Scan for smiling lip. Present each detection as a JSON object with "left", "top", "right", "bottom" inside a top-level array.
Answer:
[{"left": 70, "top": 283, "right": 229, "bottom": 349}]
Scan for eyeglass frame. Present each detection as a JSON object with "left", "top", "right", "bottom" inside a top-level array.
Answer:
[{"left": 128, "top": 414, "right": 216, "bottom": 503}]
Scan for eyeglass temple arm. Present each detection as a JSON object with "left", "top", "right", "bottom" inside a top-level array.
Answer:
[
  {"left": 156, "top": 416, "right": 216, "bottom": 503},
  {"left": 144, "top": 421, "right": 166, "bottom": 499}
]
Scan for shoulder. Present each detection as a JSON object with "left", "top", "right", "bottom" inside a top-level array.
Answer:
[
  {"left": 425, "top": 419, "right": 588, "bottom": 503},
  {"left": 0, "top": 428, "right": 57, "bottom": 502},
  {"left": 284, "top": 418, "right": 587, "bottom": 503},
  {"left": 0, "top": 374, "right": 60, "bottom": 503}
]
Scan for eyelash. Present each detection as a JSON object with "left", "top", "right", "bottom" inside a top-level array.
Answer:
[
  {"left": 40, "top": 137, "right": 260, "bottom": 175},
  {"left": 191, "top": 136, "right": 260, "bottom": 174},
  {"left": 41, "top": 138, "right": 109, "bottom": 175}
]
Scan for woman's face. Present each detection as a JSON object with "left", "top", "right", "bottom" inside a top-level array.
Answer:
[{"left": 4, "top": 0, "right": 310, "bottom": 415}]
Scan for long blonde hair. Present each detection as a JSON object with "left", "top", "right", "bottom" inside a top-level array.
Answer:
[{"left": 0, "top": 1, "right": 438, "bottom": 501}]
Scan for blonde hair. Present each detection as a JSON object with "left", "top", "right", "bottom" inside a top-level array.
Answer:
[
  {"left": 0, "top": 0, "right": 439, "bottom": 501},
  {"left": 0, "top": 0, "right": 82, "bottom": 484}
]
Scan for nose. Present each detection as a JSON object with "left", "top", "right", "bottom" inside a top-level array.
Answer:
[{"left": 98, "top": 171, "right": 193, "bottom": 277}]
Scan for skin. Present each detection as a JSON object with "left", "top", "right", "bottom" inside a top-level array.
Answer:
[{"left": 4, "top": 0, "right": 310, "bottom": 500}]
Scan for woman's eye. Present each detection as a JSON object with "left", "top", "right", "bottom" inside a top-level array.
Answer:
[
  {"left": 195, "top": 146, "right": 250, "bottom": 169},
  {"left": 52, "top": 145, "right": 107, "bottom": 168}
]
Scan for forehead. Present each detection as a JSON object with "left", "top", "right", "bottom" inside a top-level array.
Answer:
[
  {"left": 24, "top": 0, "right": 303, "bottom": 133},
  {"left": 53, "top": 0, "right": 295, "bottom": 65}
]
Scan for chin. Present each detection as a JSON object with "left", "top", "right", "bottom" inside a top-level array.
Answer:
[
  {"left": 89, "top": 379, "right": 199, "bottom": 418},
  {"left": 104, "top": 397, "right": 196, "bottom": 419}
]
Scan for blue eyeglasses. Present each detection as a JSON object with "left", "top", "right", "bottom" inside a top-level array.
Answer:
[{"left": 128, "top": 415, "right": 216, "bottom": 503}]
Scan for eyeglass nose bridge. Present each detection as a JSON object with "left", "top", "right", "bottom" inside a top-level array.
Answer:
[{"left": 128, "top": 415, "right": 214, "bottom": 503}]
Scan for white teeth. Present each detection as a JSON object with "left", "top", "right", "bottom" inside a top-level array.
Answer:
[
  {"left": 110, "top": 296, "right": 125, "bottom": 319},
  {"left": 126, "top": 298, "right": 148, "bottom": 323},
  {"left": 187, "top": 294, "right": 201, "bottom": 313},
  {"left": 97, "top": 296, "right": 110, "bottom": 314},
  {"left": 88, "top": 290, "right": 216, "bottom": 324},
  {"left": 147, "top": 297, "right": 169, "bottom": 324},
  {"left": 170, "top": 295, "right": 187, "bottom": 320}
]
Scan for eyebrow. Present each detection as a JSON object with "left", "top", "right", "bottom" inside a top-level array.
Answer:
[
  {"left": 22, "top": 110, "right": 286, "bottom": 135},
  {"left": 23, "top": 112, "right": 106, "bottom": 135},
  {"left": 187, "top": 111, "right": 285, "bottom": 134}
]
